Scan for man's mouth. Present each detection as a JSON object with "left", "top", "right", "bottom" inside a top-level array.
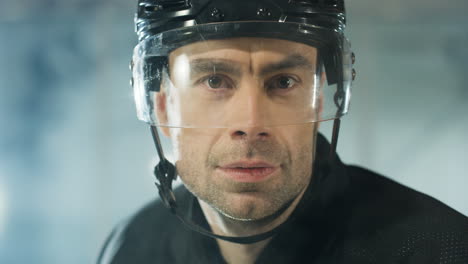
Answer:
[{"left": 217, "top": 161, "right": 279, "bottom": 183}]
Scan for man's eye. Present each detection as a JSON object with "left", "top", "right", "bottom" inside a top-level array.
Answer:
[
  {"left": 202, "top": 75, "right": 233, "bottom": 89},
  {"left": 266, "top": 75, "right": 298, "bottom": 91}
]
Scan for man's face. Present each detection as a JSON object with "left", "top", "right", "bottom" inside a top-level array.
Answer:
[{"left": 158, "top": 38, "right": 319, "bottom": 221}]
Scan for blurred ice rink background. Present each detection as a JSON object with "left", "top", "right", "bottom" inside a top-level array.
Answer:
[{"left": 0, "top": 0, "right": 467, "bottom": 263}]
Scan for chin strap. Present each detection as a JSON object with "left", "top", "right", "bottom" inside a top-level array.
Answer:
[
  {"left": 149, "top": 118, "right": 342, "bottom": 244},
  {"left": 150, "top": 126, "right": 177, "bottom": 211},
  {"left": 329, "top": 118, "right": 341, "bottom": 162},
  {"left": 329, "top": 67, "right": 345, "bottom": 163}
]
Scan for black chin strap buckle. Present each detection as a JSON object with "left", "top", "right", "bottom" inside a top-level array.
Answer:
[{"left": 154, "top": 158, "right": 177, "bottom": 211}]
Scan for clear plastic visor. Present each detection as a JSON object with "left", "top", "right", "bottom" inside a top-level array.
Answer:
[{"left": 132, "top": 22, "right": 352, "bottom": 128}]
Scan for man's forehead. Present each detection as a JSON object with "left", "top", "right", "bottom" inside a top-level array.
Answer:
[{"left": 169, "top": 37, "right": 317, "bottom": 66}]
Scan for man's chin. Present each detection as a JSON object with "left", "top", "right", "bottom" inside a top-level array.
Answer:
[{"left": 210, "top": 192, "right": 286, "bottom": 222}]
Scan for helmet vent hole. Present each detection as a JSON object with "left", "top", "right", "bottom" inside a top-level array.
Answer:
[
  {"left": 288, "top": 0, "right": 319, "bottom": 6},
  {"left": 142, "top": 0, "right": 190, "bottom": 12}
]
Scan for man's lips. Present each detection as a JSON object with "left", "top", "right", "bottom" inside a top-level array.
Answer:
[{"left": 216, "top": 161, "right": 279, "bottom": 183}]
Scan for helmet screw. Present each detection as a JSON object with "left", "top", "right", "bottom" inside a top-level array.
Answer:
[
  {"left": 210, "top": 8, "right": 225, "bottom": 22},
  {"left": 257, "top": 7, "right": 272, "bottom": 18},
  {"left": 352, "top": 69, "right": 356, "bottom": 81},
  {"left": 329, "top": 0, "right": 339, "bottom": 8},
  {"left": 351, "top": 52, "right": 356, "bottom": 65}
]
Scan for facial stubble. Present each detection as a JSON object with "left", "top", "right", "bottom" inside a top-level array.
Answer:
[{"left": 176, "top": 133, "right": 313, "bottom": 221}]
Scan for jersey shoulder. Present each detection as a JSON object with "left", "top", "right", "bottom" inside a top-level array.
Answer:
[
  {"left": 342, "top": 165, "right": 468, "bottom": 263},
  {"left": 96, "top": 196, "right": 180, "bottom": 264},
  {"left": 346, "top": 165, "right": 467, "bottom": 221}
]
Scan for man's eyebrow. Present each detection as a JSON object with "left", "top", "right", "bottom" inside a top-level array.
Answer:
[
  {"left": 259, "top": 53, "right": 316, "bottom": 76},
  {"left": 189, "top": 59, "right": 242, "bottom": 77}
]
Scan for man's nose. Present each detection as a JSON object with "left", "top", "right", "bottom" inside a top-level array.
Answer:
[
  {"left": 227, "top": 84, "right": 272, "bottom": 141},
  {"left": 230, "top": 126, "right": 271, "bottom": 141}
]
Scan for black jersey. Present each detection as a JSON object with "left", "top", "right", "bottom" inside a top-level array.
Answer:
[{"left": 97, "top": 134, "right": 468, "bottom": 264}]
